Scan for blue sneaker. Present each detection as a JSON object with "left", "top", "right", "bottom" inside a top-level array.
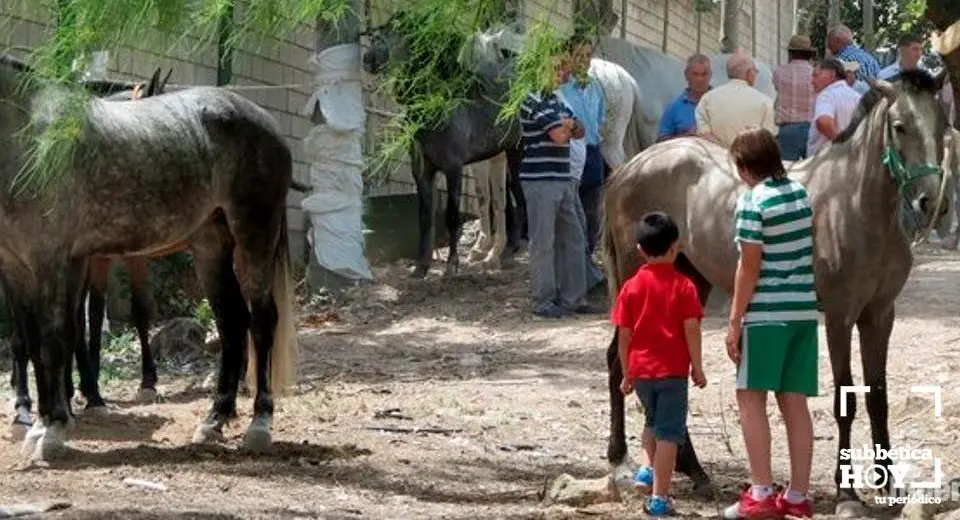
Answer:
[
  {"left": 645, "top": 495, "right": 674, "bottom": 516},
  {"left": 633, "top": 465, "right": 653, "bottom": 490}
]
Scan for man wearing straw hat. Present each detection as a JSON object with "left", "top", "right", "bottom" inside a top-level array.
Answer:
[{"left": 772, "top": 35, "right": 816, "bottom": 160}]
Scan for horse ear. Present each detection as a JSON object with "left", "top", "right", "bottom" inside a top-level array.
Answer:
[
  {"left": 160, "top": 68, "right": 173, "bottom": 93},
  {"left": 868, "top": 77, "right": 897, "bottom": 100},
  {"left": 147, "top": 67, "right": 161, "bottom": 97}
]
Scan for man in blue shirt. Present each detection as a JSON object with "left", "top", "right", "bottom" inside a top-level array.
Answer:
[
  {"left": 557, "top": 38, "right": 606, "bottom": 291},
  {"left": 827, "top": 24, "right": 880, "bottom": 82},
  {"left": 658, "top": 54, "right": 712, "bottom": 141}
]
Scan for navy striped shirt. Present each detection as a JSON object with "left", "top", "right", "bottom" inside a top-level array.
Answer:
[{"left": 519, "top": 92, "right": 573, "bottom": 181}]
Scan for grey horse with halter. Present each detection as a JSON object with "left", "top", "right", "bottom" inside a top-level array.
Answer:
[{"left": 601, "top": 69, "right": 949, "bottom": 515}]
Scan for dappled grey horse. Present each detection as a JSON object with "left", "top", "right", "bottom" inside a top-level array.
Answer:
[
  {"left": 0, "top": 54, "right": 298, "bottom": 461},
  {"left": 601, "top": 69, "right": 948, "bottom": 514},
  {"left": 6, "top": 66, "right": 173, "bottom": 438},
  {"left": 362, "top": 13, "right": 527, "bottom": 279}
]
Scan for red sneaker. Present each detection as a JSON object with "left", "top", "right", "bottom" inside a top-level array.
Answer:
[
  {"left": 722, "top": 485, "right": 782, "bottom": 519},
  {"left": 775, "top": 491, "right": 812, "bottom": 519}
]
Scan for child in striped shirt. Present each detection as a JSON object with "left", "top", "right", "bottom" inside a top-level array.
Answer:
[{"left": 723, "top": 127, "right": 817, "bottom": 520}]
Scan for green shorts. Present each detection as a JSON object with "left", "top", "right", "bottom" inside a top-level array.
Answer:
[{"left": 737, "top": 321, "right": 819, "bottom": 396}]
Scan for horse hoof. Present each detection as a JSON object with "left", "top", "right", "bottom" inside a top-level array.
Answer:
[
  {"left": 83, "top": 405, "right": 109, "bottom": 419},
  {"left": 444, "top": 263, "right": 459, "bottom": 277},
  {"left": 836, "top": 499, "right": 865, "bottom": 517},
  {"left": 192, "top": 422, "right": 225, "bottom": 444},
  {"left": 21, "top": 422, "right": 44, "bottom": 457},
  {"left": 10, "top": 421, "right": 30, "bottom": 442},
  {"left": 66, "top": 414, "right": 77, "bottom": 430},
  {"left": 409, "top": 266, "right": 428, "bottom": 279},
  {"left": 137, "top": 388, "right": 158, "bottom": 404},
  {"left": 243, "top": 419, "right": 272, "bottom": 453},
  {"left": 691, "top": 480, "right": 715, "bottom": 499},
  {"left": 32, "top": 423, "right": 67, "bottom": 461}
]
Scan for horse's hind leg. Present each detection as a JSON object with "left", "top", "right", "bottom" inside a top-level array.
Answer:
[
  {"left": 856, "top": 302, "right": 895, "bottom": 497},
  {"left": 442, "top": 166, "right": 465, "bottom": 277},
  {"left": 467, "top": 161, "right": 492, "bottom": 264},
  {"left": 412, "top": 150, "right": 438, "bottom": 279},
  {"left": 504, "top": 147, "right": 527, "bottom": 251},
  {"left": 127, "top": 257, "right": 159, "bottom": 403},
  {"left": 606, "top": 329, "right": 628, "bottom": 469},
  {"left": 825, "top": 314, "right": 862, "bottom": 516},
  {"left": 228, "top": 208, "right": 297, "bottom": 451},
  {"left": 484, "top": 153, "right": 508, "bottom": 269},
  {"left": 190, "top": 215, "right": 247, "bottom": 445},
  {"left": 71, "top": 263, "right": 106, "bottom": 414},
  {"left": 672, "top": 254, "right": 713, "bottom": 493}
]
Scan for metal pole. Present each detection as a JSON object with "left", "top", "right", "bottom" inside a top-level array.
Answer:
[
  {"left": 620, "top": 0, "right": 627, "bottom": 39},
  {"left": 776, "top": 0, "right": 782, "bottom": 65},
  {"left": 696, "top": 10, "right": 702, "bottom": 52},
  {"left": 661, "top": 0, "right": 669, "bottom": 53},
  {"left": 863, "top": 0, "right": 874, "bottom": 51},
  {"left": 751, "top": 0, "right": 757, "bottom": 57}
]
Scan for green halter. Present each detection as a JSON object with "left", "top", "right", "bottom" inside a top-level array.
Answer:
[{"left": 880, "top": 117, "right": 943, "bottom": 195}]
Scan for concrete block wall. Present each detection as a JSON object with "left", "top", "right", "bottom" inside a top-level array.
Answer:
[{"left": 1, "top": 4, "right": 316, "bottom": 264}]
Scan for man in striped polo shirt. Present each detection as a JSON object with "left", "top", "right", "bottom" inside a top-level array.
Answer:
[
  {"left": 519, "top": 55, "right": 597, "bottom": 318},
  {"left": 723, "top": 128, "right": 818, "bottom": 519}
]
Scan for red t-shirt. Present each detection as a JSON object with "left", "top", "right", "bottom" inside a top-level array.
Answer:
[{"left": 610, "top": 263, "right": 704, "bottom": 380}]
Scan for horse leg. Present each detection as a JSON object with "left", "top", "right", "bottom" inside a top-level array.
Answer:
[
  {"left": 672, "top": 254, "right": 713, "bottom": 493},
  {"left": 826, "top": 314, "right": 863, "bottom": 516},
  {"left": 507, "top": 148, "right": 527, "bottom": 244},
  {"left": 127, "top": 257, "right": 159, "bottom": 403},
  {"left": 856, "top": 302, "right": 895, "bottom": 498},
  {"left": 86, "top": 257, "right": 111, "bottom": 384},
  {"left": 190, "top": 216, "right": 247, "bottom": 445},
  {"left": 606, "top": 329, "right": 628, "bottom": 469},
  {"left": 71, "top": 262, "right": 106, "bottom": 415},
  {"left": 484, "top": 154, "right": 508, "bottom": 269},
  {"left": 467, "top": 161, "right": 491, "bottom": 264},
  {"left": 411, "top": 149, "right": 437, "bottom": 279},
  {"left": 6, "top": 286, "right": 33, "bottom": 439},
  {"left": 443, "top": 166, "right": 464, "bottom": 277},
  {"left": 23, "top": 258, "right": 85, "bottom": 461}
]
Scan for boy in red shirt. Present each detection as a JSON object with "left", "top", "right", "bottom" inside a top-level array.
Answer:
[{"left": 611, "top": 211, "right": 707, "bottom": 516}]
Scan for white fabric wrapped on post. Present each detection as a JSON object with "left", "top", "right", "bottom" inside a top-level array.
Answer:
[{"left": 299, "top": 43, "right": 374, "bottom": 281}]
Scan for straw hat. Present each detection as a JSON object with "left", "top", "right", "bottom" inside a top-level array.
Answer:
[{"left": 787, "top": 34, "right": 815, "bottom": 53}]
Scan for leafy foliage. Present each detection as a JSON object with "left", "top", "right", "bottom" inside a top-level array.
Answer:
[
  {"left": 5, "top": 0, "right": 352, "bottom": 197},
  {"left": 798, "top": 0, "right": 933, "bottom": 54},
  {"left": 6, "top": 0, "right": 589, "bottom": 190}
]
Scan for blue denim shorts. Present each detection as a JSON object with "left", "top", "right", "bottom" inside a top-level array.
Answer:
[{"left": 634, "top": 377, "right": 688, "bottom": 445}]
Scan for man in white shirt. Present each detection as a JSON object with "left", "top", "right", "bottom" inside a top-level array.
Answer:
[
  {"left": 807, "top": 58, "right": 862, "bottom": 156},
  {"left": 695, "top": 52, "right": 777, "bottom": 148}
]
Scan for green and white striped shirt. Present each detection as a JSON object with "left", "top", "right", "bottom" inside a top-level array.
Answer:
[{"left": 734, "top": 177, "right": 819, "bottom": 324}]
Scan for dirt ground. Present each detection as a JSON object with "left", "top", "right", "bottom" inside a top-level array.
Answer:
[{"left": 1, "top": 238, "right": 960, "bottom": 519}]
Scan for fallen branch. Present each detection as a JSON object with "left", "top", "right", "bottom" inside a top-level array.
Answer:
[{"left": 363, "top": 426, "right": 462, "bottom": 435}]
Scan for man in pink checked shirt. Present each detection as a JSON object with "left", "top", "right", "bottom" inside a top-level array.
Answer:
[{"left": 772, "top": 35, "right": 816, "bottom": 161}]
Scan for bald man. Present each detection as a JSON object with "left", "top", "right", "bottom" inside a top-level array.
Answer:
[{"left": 694, "top": 52, "right": 777, "bottom": 148}]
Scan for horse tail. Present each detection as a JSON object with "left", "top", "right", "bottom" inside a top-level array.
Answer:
[
  {"left": 245, "top": 211, "right": 299, "bottom": 396},
  {"left": 600, "top": 188, "right": 620, "bottom": 306},
  {"left": 622, "top": 75, "right": 645, "bottom": 166}
]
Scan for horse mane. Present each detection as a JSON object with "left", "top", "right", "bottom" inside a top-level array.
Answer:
[{"left": 834, "top": 69, "right": 941, "bottom": 144}]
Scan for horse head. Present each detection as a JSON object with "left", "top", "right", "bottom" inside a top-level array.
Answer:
[
  {"left": 362, "top": 13, "right": 412, "bottom": 75},
  {"left": 457, "top": 23, "right": 524, "bottom": 92},
  {"left": 869, "top": 68, "right": 950, "bottom": 228}
]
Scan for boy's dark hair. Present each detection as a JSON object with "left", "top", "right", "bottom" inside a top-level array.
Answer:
[
  {"left": 636, "top": 211, "right": 679, "bottom": 257},
  {"left": 898, "top": 32, "right": 924, "bottom": 48},
  {"left": 730, "top": 127, "right": 787, "bottom": 181}
]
